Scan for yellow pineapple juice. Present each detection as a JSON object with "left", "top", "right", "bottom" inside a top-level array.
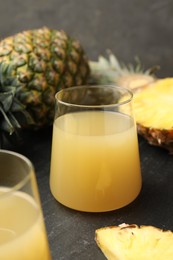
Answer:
[
  {"left": 50, "top": 111, "right": 142, "bottom": 212},
  {"left": 0, "top": 188, "right": 51, "bottom": 260}
]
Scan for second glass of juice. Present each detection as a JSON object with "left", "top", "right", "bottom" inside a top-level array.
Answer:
[
  {"left": 0, "top": 150, "right": 51, "bottom": 260},
  {"left": 50, "top": 85, "right": 142, "bottom": 212}
]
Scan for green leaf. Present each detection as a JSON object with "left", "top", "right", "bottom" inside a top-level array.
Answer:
[
  {"left": 11, "top": 98, "right": 26, "bottom": 112},
  {"left": 8, "top": 112, "right": 21, "bottom": 129},
  {"left": 0, "top": 61, "right": 15, "bottom": 86},
  {"left": 0, "top": 105, "right": 14, "bottom": 134},
  {"left": 0, "top": 86, "right": 16, "bottom": 112}
]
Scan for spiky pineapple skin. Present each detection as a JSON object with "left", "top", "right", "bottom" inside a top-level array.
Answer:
[
  {"left": 0, "top": 27, "right": 90, "bottom": 129},
  {"left": 137, "top": 124, "right": 173, "bottom": 154}
]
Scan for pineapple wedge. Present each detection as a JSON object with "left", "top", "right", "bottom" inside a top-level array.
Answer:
[
  {"left": 133, "top": 78, "right": 173, "bottom": 153},
  {"left": 95, "top": 224, "right": 173, "bottom": 260}
]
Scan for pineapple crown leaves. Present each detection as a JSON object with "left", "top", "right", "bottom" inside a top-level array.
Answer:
[
  {"left": 0, "top": 61, "right": 34, "bottom": 147},
  {"left": 89, "top": 50, "right": 160, "bottom": 85}
]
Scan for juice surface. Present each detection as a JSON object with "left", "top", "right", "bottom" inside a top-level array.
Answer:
[
  {"left": 50, "top": 111, "right": 142, "bottom": 212},
  {"left": 0, "top": 188, "right": 51, "bottom": 260}
]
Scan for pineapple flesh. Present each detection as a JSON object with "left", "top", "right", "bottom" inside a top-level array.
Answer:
[
  {"left": 133, "top": 78, "right": 173, "bottom": 153},
  {"left": 0, "top": 27, "right": 90, "bottom": 144},
  {"left": 95, "top": 224, "right": 173, "bottom": 260}
]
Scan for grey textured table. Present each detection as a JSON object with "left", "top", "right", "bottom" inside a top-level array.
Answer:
[{"left": 1, "top": 0, "right": 173, "bottom": 259}]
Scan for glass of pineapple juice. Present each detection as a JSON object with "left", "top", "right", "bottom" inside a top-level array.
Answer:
[
  {"left": 50, "top": 85, "right": 142, "bottom": 212},
  {"left": 0, "top": 150, "right": 51, "bottom": 260}
]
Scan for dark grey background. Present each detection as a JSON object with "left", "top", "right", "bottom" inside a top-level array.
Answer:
[
  {"left": 1, "top": 0, "right": 173, "bottom": 77},
  {"left": 1, "top": 1, "right": 173, "bottom": 260}
]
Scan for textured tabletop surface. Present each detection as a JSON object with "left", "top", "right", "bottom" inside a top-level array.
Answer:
[{"left": 1, "top": 1, "right": 173, "bottom": 259}]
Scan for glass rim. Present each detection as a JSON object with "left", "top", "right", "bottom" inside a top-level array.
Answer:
[
  {"left": 55, "top": 85, "right": 133, "bottom": 108},
  {"left": 0, "top": 150, "right": 34, "bottom": 199}
]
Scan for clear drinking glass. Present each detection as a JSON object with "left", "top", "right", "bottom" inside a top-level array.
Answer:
[
  {"left": 0, "top": 150, "right": 51, "bottom": 260},
  {"left": 50, "top": 85, "right": 142, "bottom": 212}
]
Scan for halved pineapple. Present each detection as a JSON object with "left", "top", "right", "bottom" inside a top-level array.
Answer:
[
  {"left": 95, "top": 223, "right": 173, "bottom": 260},
  {"left": 89, "top": 52, "right": 173, "bottom": 153},
  {"left": 133, "top": 78, "right": 173, "bottom": 153}
]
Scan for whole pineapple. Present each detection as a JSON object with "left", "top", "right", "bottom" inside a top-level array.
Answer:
[{"left": 0, "top": 27, "right": 90, "bottom": 145}]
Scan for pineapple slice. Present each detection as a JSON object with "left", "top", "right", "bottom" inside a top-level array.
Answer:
[
  {"left": 95, "top": 224, "right": 173, "bottom": 260},
  {"left": 133, "top": 78, "right": 173, "bottom": 153}
]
